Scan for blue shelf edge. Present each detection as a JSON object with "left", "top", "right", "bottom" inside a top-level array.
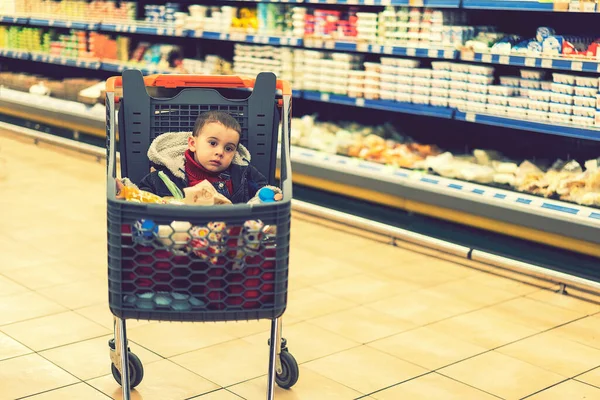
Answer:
[
  {"left": 462, "top": 0, "right": 554, "bottom": 10},
  {"left": 303, "top": 91, "right": 455, "bottom": 118},
  {"left": 455, "top": 111, "right": 600, "bottom": 141}
]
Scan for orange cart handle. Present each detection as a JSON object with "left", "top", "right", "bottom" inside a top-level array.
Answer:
[{"left": 106, "top": 74, "right": 292, "bottom": 96}]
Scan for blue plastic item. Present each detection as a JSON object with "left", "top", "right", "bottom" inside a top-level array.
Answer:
[{"left": 258, "top": 187, "right": 276, "bottom": 203}]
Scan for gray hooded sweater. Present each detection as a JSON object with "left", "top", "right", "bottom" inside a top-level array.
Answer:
[{"left": 137, "top": 131, "right": 278, "bottom": 204}]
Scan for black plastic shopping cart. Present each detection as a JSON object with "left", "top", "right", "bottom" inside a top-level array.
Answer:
[{"left": 105, "top": 69, "right": 297, "bottom": 400}]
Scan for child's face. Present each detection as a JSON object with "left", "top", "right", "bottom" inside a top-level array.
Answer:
[{"left": 188, "top": 122, "right": 240, "bottom": 173}]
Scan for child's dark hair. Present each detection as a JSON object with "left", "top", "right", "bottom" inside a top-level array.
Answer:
[{"left": 193, "top": 111, "right": 242, "bottom": 137}]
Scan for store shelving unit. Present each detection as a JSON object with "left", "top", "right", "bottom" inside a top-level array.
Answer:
[{"left": 1, "top": 1, "right": 599, "bottom": 264}]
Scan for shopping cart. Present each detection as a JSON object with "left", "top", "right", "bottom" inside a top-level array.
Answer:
[{"left": 105, "top": 69, "right": 297, "bottom": 400}]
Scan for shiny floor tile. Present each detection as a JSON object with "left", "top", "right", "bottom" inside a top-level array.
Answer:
[
  {"left": 25, "top": 383, "right": 111, "bottom": 399},
  {"left": 369, "top": 326, "right": 488, "bottom": 370},
  {"left": 526, "top": 379, "right": 600, "bottom": 400},
  {"left": 228, "top": 367, "right": 364, "bottom": 400},
  {"left": 0, "top": 353, "right": 79, "bottom": 399},
  {"left": 304, "top": 345, "right": 428, "bottom": 394},
  {"left": 40, "top": 335, "right": 162, "bottom": 381},
  {"left": 1, "top": 311, "right": 110, "bottom": 351},
  {"left": 0, "top": 331, "right": 32, "bottom": 361},
  {"left": 370, "top": 372, "right": 499, "bottom": 400},
  {"left": 496, "top": 331, "right": 600, "bottom": 377},
  {"left": 87, "top": 359, "right": 219, "bottom": 400},
  {"left": 526, "top": 290, "right": 600, "bottom": 315},
  {"left": 439, "top": 351, "right": 565, "bottom": 400},
  {"left": 0, "top": 291, "right": 66, "bottom": 326}
]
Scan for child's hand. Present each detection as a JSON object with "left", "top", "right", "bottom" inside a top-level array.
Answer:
[
  {"left": 274, "top": 193, "right": 283, "bottom": 201},
  {"left": 115, "top": 179, "right": 125, "bottom": 199}
]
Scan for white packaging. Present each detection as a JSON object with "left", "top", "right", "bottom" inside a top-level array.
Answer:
[
  {"left": 574, "top": 86, "right": 597, "bottom": 98},
  {"left": 431, "top": 69, "right": 450, "bottom": 80},
  {"left": 450, "top": 72, "right": 469, "bottom": 82},
  {"left": 488, "top": 95, "right": 509, "bottom": 106},
  {"left": 431, "top": 79, "right": 450, "bottom": 89},
  {"left": 548, "top": 113, "right": 572, "bottom": 125},
  {"left": 574, "top": 96, "right": 596, "bottom": 108},
  {"left": 469, "top": 65, "right": 495, "bottom": 76},
  {"left": 412, "top": 94, "right": 430, "bottom": 105},
  {"left": 448, "top": 98, "right": 464, "bottom": 109},
  {"left": 412, "top": 69, "right": 433, "bottom": 79},
  {"left": 551, "top": 92, "right": 574, "bottom": 105},
  {"left": 395, "top": 92, "right": 411, "bottom": 102},
  {"left": 412, "top": 86, "right": 431, "bottom": 96},
  {"left": 470, "top": 75, "right": 495, "bottom": 85},
  {"left": 550, "top": 103, "right": 573, "bottom": 115},
  {"left": 499, "top": 76, "right": 521, "bottom": 87},
  {"left": 521, "top": 79, "right": 542, "bottom": 89},
  {"left": 413, "top": 77, "right": 432, "bottom": 87},
  {"left": 450, "top": 63, "right": 471, "bottom": 73},
  {"left": 364, "top": 88, "right": 379, "bottom": 100},
  {"left": 449, "top": 90, "right": 467, "bottom": 100},
  {"left": 529, "top": 100, "right": 550, "bottom": 112},
  {"left": 397, "top": 76, "right": 413, "bottom": 86},
  {"left": 430, "top": 88, "right": 449, "bottom": 98},
  {"left": 396, "top": 67, "right": 415, "bottom": 77},
  {"left": 488, "top": 85, "right": 514, "bottom": 96},
  {"left": 520, "top": 69, "right": 546, "bottom": 80},
  {"left": 468, "top": 83, "right": 489, "bottom": 94},
  {"left": 431, "top": 61, "right": 452, "bottom": 71},
  {"left": 471, "top": 102, "right": 487, "bottom": 113},
  {"left": 553, "top": 73, "right": 577, "bottom": 85},
  {"left": 450, "top": 81, "right": 468, "bottom": 91},
  {"left": 380, "top": 73, "right": 398, "bottom": 84},
  {"left": 527, "top": 110, "right": 549, "bottom": 122},
  {"left": 380, "top": 64, "right": 399, "bottom": 75},
  {"left": 573, "top": 106, "right": 596, "bottom": 117},
  {"left": 396, "top": 84, "right": 413, "bottom": 93},
  {"left": 575, "top": 76, "right": 598, "bottom": 88},
  {"left": 347, "top": 87, "right": 364, "bottom": 98},
  {"left": 509, "top": 107, "right": 528, "bottom": 119},
  {"left": 528, "top": 90, "right": 552, "bottom": 102},
  {"left": 551, "top": 83, "right": 575, "bottom": 95},
  {"left": 380, "top": 90, "right": 396, "bottom": 100},
  {"left": 430, "top": 96, "right": 449, "bottom": 107},
  {"left": 572, "top": 115, "right": 595, "bottom": 126},
  {"left": 487, "top": 104, "right": 508, "bottom": 115},
  {"left": 363, "top": 62, "right": 381, "bottom": 72},
  {"left": 508, "top": 97, "right": 529, "bottom": 108},
  {"left": 467, "top": 92, "right": 487, "bottom": 103}
]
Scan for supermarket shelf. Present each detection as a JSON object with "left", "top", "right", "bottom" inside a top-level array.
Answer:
[
  {"left": 462, "top": 51, "right": 600, "bottom": 73},
  {"left": 0, "top": 15, "right": 29, "bottom": 24},
  {"left": 0, "top": 89, "right": 598, "bottom": 256},
  {"left": 290, "top": 145, "right": 600, "bottom": 257},
  {"left": 190, "top": 30, "right": 302, "bottom": 46},
  {"left": 30, "top": 52, "right": 101, "bottom": 69},
  {"left": 462, "top": 0, "right": 555, "bottom": 10},
  {"left": 0, "top": 88, "right": 105, "bottom": 137},
  {"left": 302, "top": 91, "right": 455, "bottom": 118},
  {"left": 27, "top": 18, "right": 99, "bottom": 30},
  {"left": 0, "top": 49, "right": 30, "bottom": 60},
  {"left": 455, "top": 111, "right": 600, "bottom": 141},
  {"left": 305, "top": 0, "right": 460, "bottom": 6},
  {"left": 304, "top": 38, "right": 457, "bottom": 59}
]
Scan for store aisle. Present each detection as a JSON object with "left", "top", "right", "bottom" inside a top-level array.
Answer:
[{"left": 2, "top": 130, "right": 600, "bottom": 400}]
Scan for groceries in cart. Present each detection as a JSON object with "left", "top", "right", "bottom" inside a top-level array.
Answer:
[{"left": 116, "top": 111, "right": 281, "bottom": 279}]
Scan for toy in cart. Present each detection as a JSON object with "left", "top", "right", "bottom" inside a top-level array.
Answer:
[{"left": 105, "top": 70, "right": 297, "bottom": 399}]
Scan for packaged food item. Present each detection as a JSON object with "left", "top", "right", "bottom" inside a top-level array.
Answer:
[
  {"left": 553, "top": 73, "right": 576, "bottom": 85},
  {"left": 508, "top": 97, "right": 528, "bottom": 108},
  {"left": 528, "top": 89, "right": 551, "bottom": 102},
  {"left": 573, "top": 96, "right": 595, "bottom": 107},
  {"left": 551, "top": 83, "right": 575, "bottom": 95},
  {"left": 575, "top": 76, "right": 598, "bottom": 88},
  {"left": 488, "top": 85, "right": 514, "bottom": 96},
  {"left": 520, "top": 69, "right": 546, "bottom": 80},
  {"left": 468, "top": 83, "right": 489, "bottom": 94},
  {"left": 499, "top": 76, "right": 521, "bottom": 87}
]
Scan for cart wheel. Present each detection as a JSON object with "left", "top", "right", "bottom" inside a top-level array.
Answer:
[
  {"left": 111, "top": 352, "right": 144, "bottom": 389},
  {"left": 275, "top": 350, "right": 299, "bottom": 389}
]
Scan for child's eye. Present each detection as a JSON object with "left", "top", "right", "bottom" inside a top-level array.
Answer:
[
  {"left": 225, "top": 146, "right": 235, "bottom": 152},
  {"left": 209, "top": 141, "right": 217, "bottom": 146}
]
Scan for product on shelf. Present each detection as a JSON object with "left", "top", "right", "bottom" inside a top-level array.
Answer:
[
  {"left": 0, "top": 71, "right": 102, "bottom": 103},
  {"left": 5, "top": 0, "right": 137, "bottom": 21},
  {"left": 463, "top": 24, "right": 600, "bottom": 59},
  {"left": 290, "top": 115, "right": 600, "bottom": 207}
]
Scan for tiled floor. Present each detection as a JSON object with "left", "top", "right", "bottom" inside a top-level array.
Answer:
[{"left": 2, "top": 130, "right": 600, "bottom": 399}]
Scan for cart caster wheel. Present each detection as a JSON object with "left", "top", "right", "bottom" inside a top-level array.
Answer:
[
  {"left": 276, "top": 350, "right": 299, "bottom": 389},
  {"left": 111, "top": 353, "right": 144, "bottom": 389}
]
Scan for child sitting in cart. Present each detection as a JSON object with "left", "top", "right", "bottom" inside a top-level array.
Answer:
[{"left": 117, "top": 110, "right": 282, "bottom": 268}]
